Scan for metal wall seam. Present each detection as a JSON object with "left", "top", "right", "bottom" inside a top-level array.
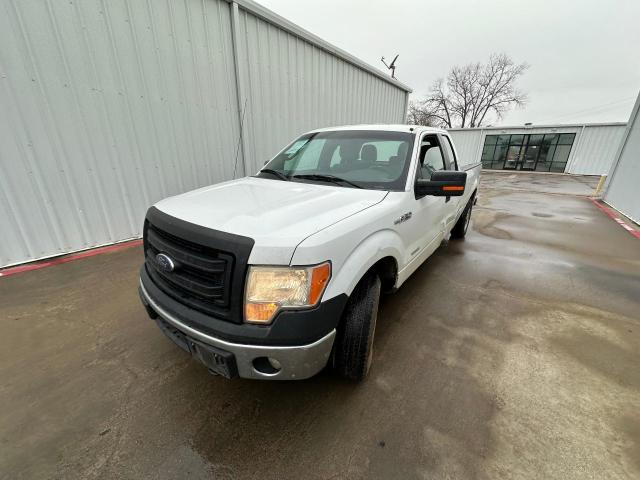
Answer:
[{"left": 230, "top": 1, "right": 250, "bottom": 177}]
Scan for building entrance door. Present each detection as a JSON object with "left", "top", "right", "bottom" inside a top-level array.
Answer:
[
  {"left": 503, "top": 146, "right": 521, "bottom": 169},
  {"left": 502, "top": 134, "right": 525, "bottom": 169}
]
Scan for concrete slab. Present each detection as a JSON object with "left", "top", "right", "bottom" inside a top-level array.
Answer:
[
  {"left": 1, "top": 171, "right": 639, "bottom": 479},
  {"left": 480, "top": 170, "right": 601, "bottom": 196}
]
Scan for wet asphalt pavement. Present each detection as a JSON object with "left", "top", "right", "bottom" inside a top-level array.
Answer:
[{"left": 1, "top": 171, "right": 639, "bottom": 479}]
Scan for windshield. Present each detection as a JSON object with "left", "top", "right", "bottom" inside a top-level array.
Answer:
[{"left": 257, "top": 130, "right": 415, "bottom": 190}]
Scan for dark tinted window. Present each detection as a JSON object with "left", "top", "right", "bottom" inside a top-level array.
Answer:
[
  {"left": 497, "top": 135, "right": 510, "bottom": 146},
  {"left": 509, "top": 134, "right": 524, "bottom": 145},
  {"left": 528, "top": 134, "right": 544, "bottom": 146},
  {"left": 485, "top": 135, "right": 498, "bottom": 145},
  {"left": 558, "top": 133, "right": 576, "bottom": 145},
  {"left": 442, "top": 135, "right": 458, "bottom": 170},
  {"left": 418, "top": 135, "right": 446, "bottom": 180}
]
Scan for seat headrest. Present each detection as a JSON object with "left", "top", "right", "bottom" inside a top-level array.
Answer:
[
  {"left": 339, "top": 143, "right": 360, "bottom": 164},
  {"left": 361, "top": 144, "right": 377, "bottom": 163}
]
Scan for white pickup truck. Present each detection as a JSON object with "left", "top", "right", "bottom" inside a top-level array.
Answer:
[{"left": 139, "top": 125, "right": 480, "bottom": 381}]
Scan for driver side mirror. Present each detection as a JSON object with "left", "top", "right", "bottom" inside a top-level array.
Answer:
[{"left": 415, "top": 170, "right": 467, "bottom": 198}]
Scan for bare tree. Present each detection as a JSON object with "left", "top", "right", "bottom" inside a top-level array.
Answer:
[
  {"left": 406, "top": 100, "right": 438, "bottom": 126},
  {"left": 409, "top": 54, "right": 529, "bottom": 128}
]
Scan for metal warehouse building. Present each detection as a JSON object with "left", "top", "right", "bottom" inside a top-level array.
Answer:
[
  {"left": 449, "top": 122, "right": 626, "bottom": 174},
  {"left": 0, "top": 0, "right": 411, "bottom": 268},
  {"left": 604, "top": 92, "right": 640, "bottom": 223}
]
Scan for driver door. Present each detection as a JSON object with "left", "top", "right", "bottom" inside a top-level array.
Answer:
[{"left": 402, "top": 134, "right": 448, "bottom": 271}]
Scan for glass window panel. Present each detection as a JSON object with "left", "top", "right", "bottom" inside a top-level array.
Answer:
[
  {"left": 522, "top": 144, "right": 540, "bottom": 169},
  {"left": 542, "top": 133, "right": 558, "bottom": 146},
  {"left": 552, "top": 144, "right": 572, "bottom": 165},
  {"left": 528, "top": 134, "right": 543, "bottom": 146},
  {"left": 496, "top": 135, "right": 510, "bottom": 146},
  {"left": 535, "top": 160, "right": 551, "bottom": 172},
  {"left": 535, "top": 144, "right": 555, "bottom": 171},
  {"left": 558, "top": 133, "right": 575, "bottom": 145},
  {"left": 420, "top": 145, "right": 446, "bottom": 179},
  {"left": 481, "top": 145, "right": 495, "bottom": 161},
  {"left": 484, "top": 135, "right": 498, "bottom": 145},
  {"left": 549, "top": 162, "right": 566, "bottom": 172},
  {"left": 360, "top": 141, "right": 405, "bottom": 163},
  {"left": 285, "top": 139, "right": 326, "bottom": 170},
  {"left": 442, "top": 136, "right": 458, "bottom": 169},
  {"left": 504, "top": 145, "right": 521, "bottom": 169},
  {"left": 509, "top": 134, "right": 524, "bottom": 145},
  {"left": 493, "top": 144, "right": 507, "bottom": 166}
]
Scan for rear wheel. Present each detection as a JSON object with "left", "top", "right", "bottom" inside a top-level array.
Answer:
[
  {"left": 451, "top": 195, "right": 474, "bottom": 239},
  {"left": 333, "top": 273, "right": 381, "bottom": 381}
]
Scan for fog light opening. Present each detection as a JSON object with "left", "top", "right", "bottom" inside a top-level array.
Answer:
[{"left": 253, "top": 356, "right": 281, "bottom": 375}]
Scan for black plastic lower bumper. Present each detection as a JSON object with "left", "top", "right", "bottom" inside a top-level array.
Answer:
[
  {"left": 153, "top": 314, "right": 238, "bottom": 378},
  {"left": 139, "top": 266, "right": 348, "bottom": 346}
]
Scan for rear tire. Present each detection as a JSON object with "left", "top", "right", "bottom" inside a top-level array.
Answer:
[
  {"left": 333, "top": 273, "right": 381, "bottom": 382},
  {"left": 451, "top": 195, "right": 474, "bottom": 239}
]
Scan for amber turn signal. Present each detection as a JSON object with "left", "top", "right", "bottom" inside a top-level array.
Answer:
[
  {"left": 244, "top": 302, "right": 279, "bottom": 324},
  {"left": 309, "top": 262, "right": 331, "bottom": 305}
]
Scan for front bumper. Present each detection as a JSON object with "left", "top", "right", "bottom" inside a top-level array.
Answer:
[{"left": 140, "top": 282, "right": 336, "bottom": 380}]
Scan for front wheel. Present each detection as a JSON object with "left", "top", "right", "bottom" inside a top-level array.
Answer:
[
  {"left": 450, "top": 196, "right": 474, "bottom": 239},
  {"left": 333, "top": 273, "right": 381, "bottom": 382}
]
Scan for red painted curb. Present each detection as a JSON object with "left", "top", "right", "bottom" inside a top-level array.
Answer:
[
  {"left": 588, "top": 198, "right": 640, "bottom": 239},
  {"left": 0, "top": 239, "right": 143, "bottom": 278}
]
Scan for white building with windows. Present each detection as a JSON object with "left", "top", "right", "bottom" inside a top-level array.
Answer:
[{"left": 448, "top": 122, "right": 626, "bottom": 175}]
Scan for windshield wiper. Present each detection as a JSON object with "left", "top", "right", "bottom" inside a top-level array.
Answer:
[
  {"left": 292, "top": 174, "right": 363, "bottom": 189},
  {"left": 259, "top": 168, "right": 289, "bottom": 181}
]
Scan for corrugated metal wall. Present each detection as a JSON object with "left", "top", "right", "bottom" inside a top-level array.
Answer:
[
  {"left": 604, "top": 93, "right": 640, "bottom": 223},
  {"left": 565, "top": 125, "right": 627, "bottom": 175},
  {"left": 448, "top": 123, "right": 626, "bottom": 175},
  {"left": 0, "top": 0, "right": 410, "bottom": 267},
  {"left": 238, "top": 6, "right": 408, "bottom": 172},
  {"left": 445, "top": 129, "right": 483, "bottom": 167}
]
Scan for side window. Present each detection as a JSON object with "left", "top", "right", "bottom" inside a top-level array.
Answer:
[
  {"left": 418, "top": 135, "right": 446, "bottom": 180},
  {"left": 442, "top": 135, "right": 458, "bottom": 170}
]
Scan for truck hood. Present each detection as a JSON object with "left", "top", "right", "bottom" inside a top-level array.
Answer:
[{"left": 153, "top": 177, "right": 388, "bottom": 264}]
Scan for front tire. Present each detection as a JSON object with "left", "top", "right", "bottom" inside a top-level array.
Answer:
[
  {"left": 333, "top": 273, "right": 381, "bottom": 382},
  {"left": 451, "top": 195, "right": 474, "bottom": 239}
]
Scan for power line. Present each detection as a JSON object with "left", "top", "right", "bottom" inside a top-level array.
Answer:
[{"left": 539, "top": 96, "right": 636, "bottom": 123}]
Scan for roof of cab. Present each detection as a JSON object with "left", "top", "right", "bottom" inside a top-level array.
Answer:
[{"left": 307, "top": 124, "right": 448, "bottom": 135}]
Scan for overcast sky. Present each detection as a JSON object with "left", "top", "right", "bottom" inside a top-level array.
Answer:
[{"left": 258, "top": 0, "right": 640, "bottom": 126}]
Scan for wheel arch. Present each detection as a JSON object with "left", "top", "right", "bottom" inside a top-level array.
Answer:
[{"left": 323, "top": 229, "right": 404, "bottom": 300}]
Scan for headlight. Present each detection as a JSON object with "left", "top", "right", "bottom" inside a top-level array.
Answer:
[{"left": 244, "top": 262, "right": 331, "bottom": 324}]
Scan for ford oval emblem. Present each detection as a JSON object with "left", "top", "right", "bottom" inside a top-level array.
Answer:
[{"left": 155, "top": 253, "right": 175, "bottom": 273}]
